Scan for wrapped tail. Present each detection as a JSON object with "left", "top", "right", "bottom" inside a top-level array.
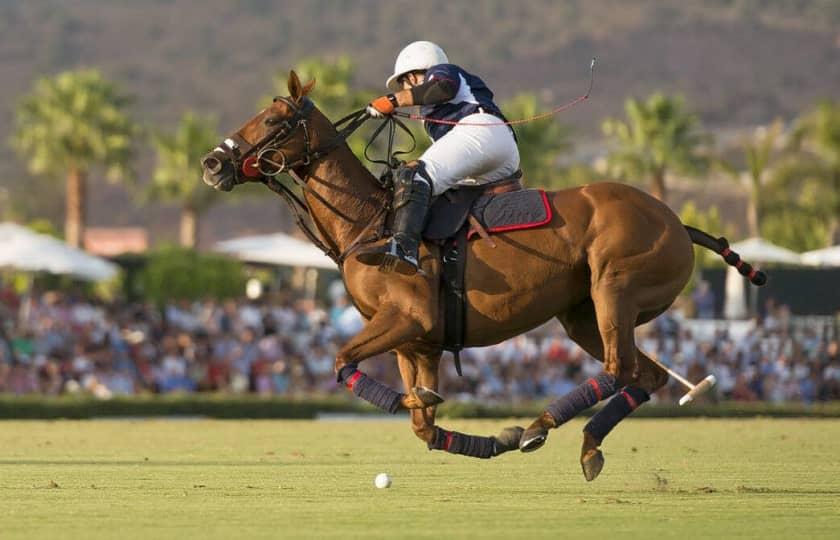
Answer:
[{"left": 685, "top": 226, "right": 767, "bottom": 286}]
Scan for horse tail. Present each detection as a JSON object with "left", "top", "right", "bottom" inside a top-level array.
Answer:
[{"left": 685, "top": 226, "right": 767, "bottom": 286}]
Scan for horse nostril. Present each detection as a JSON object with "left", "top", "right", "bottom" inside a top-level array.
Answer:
[{"left": 202, "top": 156, "right": 222, "bottom": 174}]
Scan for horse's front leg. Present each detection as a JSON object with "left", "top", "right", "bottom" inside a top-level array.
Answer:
[
  {"left": 334, "top": 303, "right": 442, "bottom": 414},
  {"left": 396, "top": 344, "right": 442, "bottom": 442},
  {"left": 396, "top": 344, "right": 524, "bottom": 459}
]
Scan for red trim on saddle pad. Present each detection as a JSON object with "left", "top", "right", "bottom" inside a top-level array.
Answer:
[
  {"left": 467, "top": 190, "right": 553, "bottom": 239},
  {"left": 345, "top": 371, "right": 362, "bottom": 390}
]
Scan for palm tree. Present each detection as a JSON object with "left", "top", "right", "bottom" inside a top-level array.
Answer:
[
  {"left": 273, "top": 56, "right": 368, "bottom": 115},
  {"left": 784, "top": 101, "right": 840, "bottom": 245},
  {"left": 602, "top": 93, "right": 708, "bottom": 203},
  {"left": 502, "top": 93, "right": 573, "bottom": 188},
  {"left": 149, "top": 112, "right": 221, "bottom": 248},
  {"left": 12, "top": 69, "right": 135, "bottom": 247},
  {"left": 716, "top": 120, "right": 785, "bottom": 237}
]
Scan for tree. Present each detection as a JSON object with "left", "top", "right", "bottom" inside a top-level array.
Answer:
[
  {"left": 269, "top": 56, "right": 368, "bottom": 115},
  {"left": 679, "top": 202, "right": 730, "bottom": 270},
  {"left": 679, "top": 201, "right": 732, "bottom": 295},
  {"left": 502, "top": 94, "right": 573, "bottom": 188},
  {"left": 716, "top": 120, "right": 785, "bottom": 238},
  {"left": 149, "top": 112, "right": 221, "bottom": 248},
  {"left": 779, "top": 101, "right": 840, "bottom": 246},
  {"left": 602, "top": 93, "right": 708, "bottom": 203},
  {"left": 12, "top": 69, "right": 136, "bottom": 247},
  {"left": 140, "top": 246, "right": 244, "bottom": 304}
]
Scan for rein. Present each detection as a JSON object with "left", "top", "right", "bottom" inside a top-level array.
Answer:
[{"left": 219, "top": 97, "right": 413, "bottom": 268}]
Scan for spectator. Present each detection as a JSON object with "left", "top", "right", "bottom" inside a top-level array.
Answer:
[
  {"left": 0, "top": 289, "right": 838, "bottom": 405},
  {"left": 692, "top": 280, "right": 716, "bottom": 319}
]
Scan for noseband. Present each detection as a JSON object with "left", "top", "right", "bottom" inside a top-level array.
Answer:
[{"left": 211, "top": 96, "right": 318, "bottom": 184}]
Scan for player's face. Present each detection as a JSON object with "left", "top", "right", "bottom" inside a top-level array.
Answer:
[{"left": 400, "top": 71, "right": 426, "bottom": 90}]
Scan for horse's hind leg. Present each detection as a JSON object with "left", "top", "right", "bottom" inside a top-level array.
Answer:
[
  {"left": 397, "top": 344, "right": 523, "bottom": 458},
  {"left": 580, "top": 347, "right": 668, "bottom": 480},
  {"left": 578, "top": 280, "right": 673, "bottom": 481},
  {"left": 520, "top": 299, "right": 617, "bottom": 452},
  {"left": 519, "top": 293, "right": 671, "bottom": 480}
]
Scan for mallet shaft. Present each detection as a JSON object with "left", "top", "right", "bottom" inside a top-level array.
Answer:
[{"left": 646, "top": 355, "right": 695, "bottom": 390}]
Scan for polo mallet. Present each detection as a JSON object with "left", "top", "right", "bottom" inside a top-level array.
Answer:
[{"left": 647, "top": 356, "right": 717, "bottom": 406}]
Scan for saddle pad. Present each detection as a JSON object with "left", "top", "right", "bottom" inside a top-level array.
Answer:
[{"left": 468, "top": 189, "right": 551, "bottom": 239}]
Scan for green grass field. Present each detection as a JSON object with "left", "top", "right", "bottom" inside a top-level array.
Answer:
[{"left": 2, "top": 418, "right": 839, "bottom": 539}]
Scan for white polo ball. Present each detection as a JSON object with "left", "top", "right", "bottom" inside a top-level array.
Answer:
[{"left": 374, "top": 473, "right": 392, "bottom": 489}]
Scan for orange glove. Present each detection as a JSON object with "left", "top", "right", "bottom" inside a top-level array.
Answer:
[{"left": 367, "top": 94, "right": 397, "bottom": 117}]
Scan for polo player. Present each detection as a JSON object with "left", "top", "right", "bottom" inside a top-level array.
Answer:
[{"left": 355, "top": 41, "right": 520, "bottom": 275}]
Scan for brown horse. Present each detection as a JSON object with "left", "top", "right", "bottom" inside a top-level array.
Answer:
[{"left": 201, "top": 72, "right": 764, "bottom": 480}]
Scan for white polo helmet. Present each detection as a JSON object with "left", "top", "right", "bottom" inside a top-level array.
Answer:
[{"left": 385, "top": 41, "right": 449, "bottom": 91}]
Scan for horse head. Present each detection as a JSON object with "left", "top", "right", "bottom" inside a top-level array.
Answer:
[{"left": 201, "top": 71, "right": 320, "bottom": 192}]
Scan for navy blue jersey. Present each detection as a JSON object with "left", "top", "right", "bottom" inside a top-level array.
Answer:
[{"left": 421, "top": 64, "right": 509, "bottom": 140}]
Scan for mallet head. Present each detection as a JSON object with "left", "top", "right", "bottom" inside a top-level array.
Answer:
[{"left": 678, "top": 375, "right": 717, "bottom": 406}]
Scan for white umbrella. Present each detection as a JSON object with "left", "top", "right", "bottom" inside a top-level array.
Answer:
[
  {"left": 215, "top": 232, "right": 336, "bottom": 270},
  {"left": 723, "top": 265, "right": 748, "bottom": 320},
  {"left": 801, "top": 245, "right": 840, "bottom": 267},
  {"left": 727, "top": 237, "right": 802, "bottom": 265},
  {"left": 723, "top": 237, "right": 801, "bottom": 320},
  {"left": 0, "top": 223, "right": 118, "bottom": 281}
]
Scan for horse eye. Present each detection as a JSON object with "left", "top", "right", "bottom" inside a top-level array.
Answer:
[{"left": 264, "top": 116, "right": 280, "bottom": 126}]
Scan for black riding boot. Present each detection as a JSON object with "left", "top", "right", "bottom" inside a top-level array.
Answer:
[{"left": 356, "top": 166, "right": 432, "bottom": 276}]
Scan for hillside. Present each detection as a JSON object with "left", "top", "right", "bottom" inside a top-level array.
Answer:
[{"left": 1, "top": 0, "right": 837, "bottom": 244}]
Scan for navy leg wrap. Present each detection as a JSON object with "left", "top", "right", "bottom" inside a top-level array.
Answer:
[
  {"left": 545, "top": 373, "right": 617, "bottom": 426},
  {"left": 337, "top": 364, "right": 402, "bottom": 415},
  {"left": 428, "top": 427, "right": 496, "bottom": 459},
  {"left": 584, "top": 386, "right": 650, "bottom": 441}
]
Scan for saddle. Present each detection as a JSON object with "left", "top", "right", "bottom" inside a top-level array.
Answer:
[{"left": 417, "top": 171, "right": 554, "bottom": 374}]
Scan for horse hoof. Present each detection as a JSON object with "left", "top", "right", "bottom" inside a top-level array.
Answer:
[
  {"left": 581, "top": 449, "right": 604, "bottom": 482},
  {"left": 412, "top": 386, "right": 444, "bottom": 407},
  {"left": 493, "top": 426, "right": 525, "bottom": 455},
  {"left": 519, "top": 427, "right": 548, "bottom": 453}
]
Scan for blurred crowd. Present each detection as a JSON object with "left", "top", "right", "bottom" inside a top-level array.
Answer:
[
  {"left": 446, "top": 299, "right": 840, "bottom": 404},
  {"left": 1, "top": 283, "right": 839, "bottom": 404}
]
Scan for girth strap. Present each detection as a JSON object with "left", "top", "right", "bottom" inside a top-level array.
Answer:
[{"left": 441, "top": 225, "right": 468, "bottom": 376}]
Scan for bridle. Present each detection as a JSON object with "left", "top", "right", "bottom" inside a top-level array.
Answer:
[
  {"left": 210, "top": 96, "right": 329, "bottom": 184},
  {"left": 208, "top": 96, "right": 389, "bottom": 267}
]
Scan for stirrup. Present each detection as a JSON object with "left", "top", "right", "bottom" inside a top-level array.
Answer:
[
  {"left": 356, "top": 241, "right": 423, "bottom": 276},
  {"left": 379, "top": 250, "right": 421, "bottom": 276}
]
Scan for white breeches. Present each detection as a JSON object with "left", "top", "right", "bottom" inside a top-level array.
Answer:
[{"left": 419, "top": 113, "right": 520, "bottom": 195}]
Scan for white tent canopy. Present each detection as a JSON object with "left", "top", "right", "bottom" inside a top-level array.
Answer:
[
  {"left": 727, "top": 237, "right": 803, "bottom": 265},
  {"left": 0, "top": 223, "right": 118, "bottom": 281},
  {"left": 214, "top": 232, "right": 336, "bottom": 270},
  {"left": 801, "top": 245, "right": 840, "bottom": 267}
]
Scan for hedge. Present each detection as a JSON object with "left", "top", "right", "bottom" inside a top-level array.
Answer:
[{"left": 2, "top": 395, "right": 840, "bottom": 419}]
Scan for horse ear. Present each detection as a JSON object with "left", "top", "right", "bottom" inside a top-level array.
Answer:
[
  {"left": 288, "top": 70, "right": 303, "bottom": 100},
  {"left": 301, "top": 78, "right": 316, "bottom": 97}
]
